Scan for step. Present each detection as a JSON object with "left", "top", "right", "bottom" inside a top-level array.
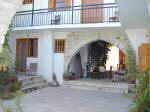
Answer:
[
  {"left": 19, "top": 76, "right": 44, "bottom": 83},
  {"left": 62, "top": 81, "right": 129, "bottom": 93},
  {"left": 63, "top": 81, "right": 129, "bottom": 89},
  {"left": 21, "top": 82, "right": 51, "bottom": 93},
  {"left": 62, "top": 85, "right": 128, "bottom": 93},
  {"left": 21, "top": 79, "right": 46, "bottom": 88}
]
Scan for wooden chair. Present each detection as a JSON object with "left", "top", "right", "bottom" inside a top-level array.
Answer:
[
  {"left": 51, "top": 15, "right": 61, "bottom": 25},
  {"left": 26, "top": 63, "right": 38, "bottom": 76},
  {"left": 92, "top": 65, "right": 99, "bottom": 79},
  {"left": 117, "top": 70, "right": 127, "bottom": 82}
]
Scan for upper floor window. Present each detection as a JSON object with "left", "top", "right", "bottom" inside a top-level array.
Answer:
[
  {"left": 23, "top": 0, "right": 33, "bottom": 4},
  {"left": 56, "top": 0, "right": 65, "bottom": 8},
  {"left": 48, "top": 0, "right": 71, "bottom": 10}
]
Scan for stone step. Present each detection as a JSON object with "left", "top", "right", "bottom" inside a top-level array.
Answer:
[
  {"left": 62, "top": 85, "right": 128, "bottom": 93},
  {"left": 19, "top": 76, "right": 44, "bottom": 83},
  {"left": 21, "top": 82, "right": 51, "bottom": 93},
  {"left": 62, "top": 81, "right": 129, "bottom": 93},
  {"left": 64, "top": 81, "right": 129, "bottom": 88},
  {"left": 21, "top": 79, "right": 46, "bottom": 88}
]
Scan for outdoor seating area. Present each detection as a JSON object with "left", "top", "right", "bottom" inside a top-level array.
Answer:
[{"left": 86, "top": 64, "right": 127, "bottom": 83}]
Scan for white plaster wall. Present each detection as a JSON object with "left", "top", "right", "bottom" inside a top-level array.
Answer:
[
  {"left": 126, "top": 28, "right": 149, "bottom": 63},
  {"left": 53, "top": 32, "right": 67, "bottom": 85},
  {"left": 79, "top": 45, "right": 88, "bottom": 77},
  {"left": 9, "top": 30, "right": 53, "bottom": 82},
  {"left": 42, "top": 31, "right": 53, "bottom": 82},
  {"left": 70, "top": 56, "right": 80, "bottom": 78},
  {"left": 18, "top": 0, "right": 49, "bottom": 11},
  {"left": 53, "top": 53, "right": 64, "bottom": 84},
  {"left": 146, "top": 0, "right": 150, "bottom": 17}
]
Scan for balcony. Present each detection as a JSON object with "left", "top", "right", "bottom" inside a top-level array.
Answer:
[{"left": 12, "top": 3, "right": 119, "bottom": 28}]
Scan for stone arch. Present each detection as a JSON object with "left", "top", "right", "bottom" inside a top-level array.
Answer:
[{"left": 64, "top": 31, "right": 131, "bottom": 72}]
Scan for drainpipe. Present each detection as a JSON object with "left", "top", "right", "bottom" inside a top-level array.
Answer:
[
  {"left": 71, "top": 0, "right": 74, "bottom": 24},
  {"left": 31, "top": 0, "right": 34, "bottom": 26}
]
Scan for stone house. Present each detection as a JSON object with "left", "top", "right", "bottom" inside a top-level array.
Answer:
[{"left": 9, "top": 0, "right": 150, "bottom": 85}]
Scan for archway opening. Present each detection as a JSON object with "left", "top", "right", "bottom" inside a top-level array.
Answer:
[{"left": 68, "top": 40, "right": 127, "bottom": 82}]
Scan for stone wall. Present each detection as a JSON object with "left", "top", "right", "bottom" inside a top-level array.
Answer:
[
  {"left": 0, "top": 0, "right": 22, "bottom": 52},
  {"left": 64, "top": 31, "right": 131, "bottom": 72}
]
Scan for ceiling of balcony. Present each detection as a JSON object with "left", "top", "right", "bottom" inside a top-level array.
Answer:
[{"left": 118, "top": 0, "right": 150, "bottom": 29}]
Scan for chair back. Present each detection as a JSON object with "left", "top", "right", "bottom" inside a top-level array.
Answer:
[
  {"left": 30, "top": 63, "right": 37, "bottom": 70},
  {"left": 55, "top": 15, "right": 61, "bottom": 23}
]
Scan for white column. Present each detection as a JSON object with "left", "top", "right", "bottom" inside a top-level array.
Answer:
[{"left": 41, "top": 31, "right": 53, "bottom": 82}]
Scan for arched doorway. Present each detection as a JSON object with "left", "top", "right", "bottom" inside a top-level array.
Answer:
[
  {"left": 67, "top": 40, "right": 126, "bottom": 80},
  {"left": 64, "top": 31, "right": 131, "bottom": 72}
]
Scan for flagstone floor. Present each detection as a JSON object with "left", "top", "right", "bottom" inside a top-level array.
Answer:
[{"left": 1, "top": 87, "right": 131, "bottom": 112}]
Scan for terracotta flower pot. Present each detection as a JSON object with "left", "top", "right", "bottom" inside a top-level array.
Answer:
[
  {"left": 128, "top": 77, "right": 135, "bottom": 84},
  {"left": 70, "top": 75, "right": 75, "bottom": 80},
  {"left": 64, "top": 75, "right": 70, "bottom": 80}
]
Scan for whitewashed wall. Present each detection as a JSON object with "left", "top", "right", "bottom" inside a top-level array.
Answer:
[
  {"left": 126, "top": 28, "right": 149, "bottom": 63},
  {"left": 69, "top": 45, "right": 88, "bottom": 78},
  {"left": 53, "top": 32, "right": 68, "bottom": 85},
  {"left": 9, "top": 30, "right": 53, "bottom": 82},
  {"left": 79, "top": 45, "right": 88, "bottom": 77},
  {"left": 146, "top": 0, "right": 150, "bottom": 16}
]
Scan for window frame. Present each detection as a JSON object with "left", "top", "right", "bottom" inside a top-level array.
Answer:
[
  {"left": 54, "top": 39, "right": 65, "bottom": 53},
  {"left": 23, "top": 0, "right": 33, "bottom": 5},
  {"left": 55, "top": 0, "right": 66, "bottom": 8},
  {"left": 28, "top": 38, "right": 38, "bottom": 58}
]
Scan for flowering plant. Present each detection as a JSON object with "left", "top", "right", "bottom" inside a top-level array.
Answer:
[{"left": 124, "top": 71, "right": 150, "bottom": 112}]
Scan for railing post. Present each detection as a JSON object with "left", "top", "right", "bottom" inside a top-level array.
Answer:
[
  {"left": 31, "top": 0, "right": 34, "bottom": 26},
  {"left": 72, "top": 0, "right": 74, "bottom": 24}
]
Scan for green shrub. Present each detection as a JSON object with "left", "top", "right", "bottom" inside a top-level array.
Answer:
[
  {"left": 124, "top": 71, "right": 150, "bottom": 112},
  {"left": 126, "top": 45, "right": 137, "bottom": 81}
]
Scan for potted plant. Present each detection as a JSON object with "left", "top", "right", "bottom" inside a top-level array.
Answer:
[
  {"left": 70, "top": 72, "right": 75, "bottom": 80},
  {"left": 63, "top": 72, "right": 70, "bottom": 81},
  {"left": 126, "top": 45, "right": 137, "bottom": 84}
]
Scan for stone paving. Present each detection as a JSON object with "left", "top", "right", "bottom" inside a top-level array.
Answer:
[{"left": 1, "top": 87, "right": 131, "bottom": 112}]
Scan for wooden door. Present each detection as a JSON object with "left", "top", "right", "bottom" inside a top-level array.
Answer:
[
  {"left": 138, "top": 43, "right": 150, "bottom": 82},
  {"left": 16, "top": 39, "right": 28, "bottom": 72},
  {"left": 82, "top": 0, "right": 103, "bottom": 23}
]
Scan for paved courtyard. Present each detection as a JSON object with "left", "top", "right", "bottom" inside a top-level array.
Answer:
[{"left": 1, "top": 87, "right": 131, "bottom": 112}]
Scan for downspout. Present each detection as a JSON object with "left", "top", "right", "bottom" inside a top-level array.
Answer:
[{"left": 31, "top": 0, "right": 34, "bottom": 26}]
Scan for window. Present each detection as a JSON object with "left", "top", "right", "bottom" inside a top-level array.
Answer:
[
  {"left": 23, "top": 0, "right": 33, "bottom": 4},
  {"left": 55, "top": 39, "right": 65, "bottom": 53},
  {"left": 48, "top": 0, "right": 71, "bottom": 10},
  {"left": 29, "top": 38, "right": 38, "bottom": 57},
  {"left": 55, "top": 0, "right": 65, "bottom": 8}
]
